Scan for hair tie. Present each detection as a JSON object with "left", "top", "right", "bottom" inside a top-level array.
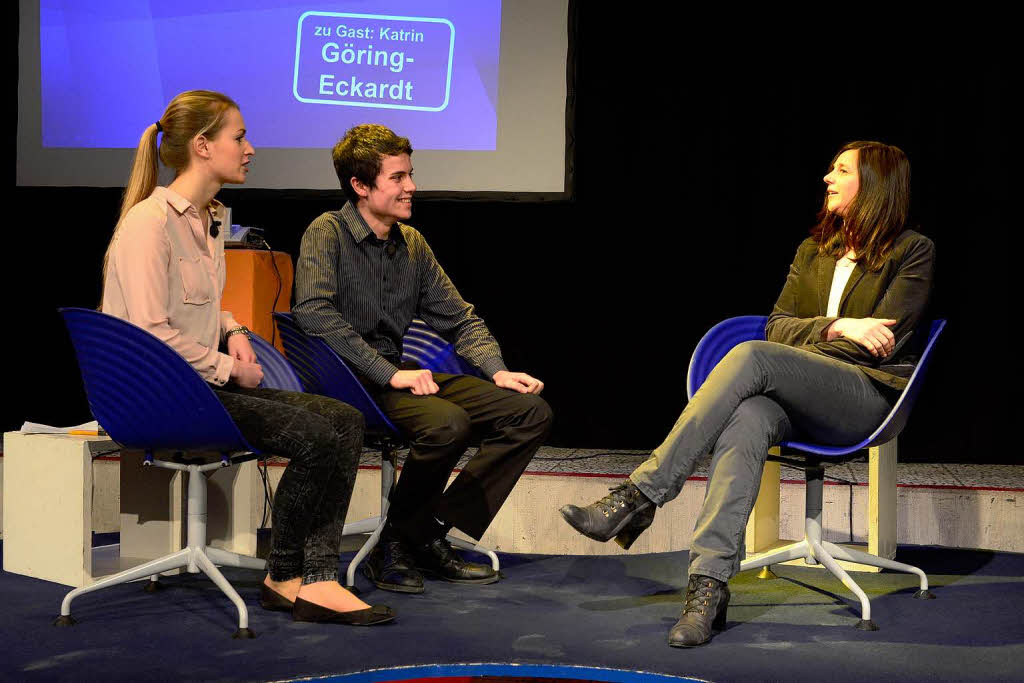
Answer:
[{"left": 155, "top": 121, "right": 163, "bottom": 133}]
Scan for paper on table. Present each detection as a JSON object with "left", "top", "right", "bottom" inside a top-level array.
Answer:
[{"left": 20, "top": 420, "right": 103, "bottom": 435}]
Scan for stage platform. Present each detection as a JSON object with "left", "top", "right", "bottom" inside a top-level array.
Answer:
[
  {"left": 1, "top": 535, "right": 1022, "bottom": 682},
  {"left": 2, "top": 446, "right": 1023, "bottom": 557},
  {"left": 356, "top": 447, "right": 1024, "bottom": 557},
  {"left": 2, "top": 446, "right": 1023, "bottom": 681}
]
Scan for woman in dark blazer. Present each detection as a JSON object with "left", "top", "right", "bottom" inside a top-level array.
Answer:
[{"left": 560, "top": 141, "right": 935, "bottom": 647}]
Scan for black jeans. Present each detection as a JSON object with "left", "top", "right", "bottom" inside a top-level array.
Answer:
[
  {"left": 370, "top": 373, "right": 553, "bottom": 543},
  {"left": 214, "top": 385, "right": 364, "bottom": 584}
]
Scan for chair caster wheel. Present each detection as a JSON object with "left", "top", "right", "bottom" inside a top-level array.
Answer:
[
  {"left": 143, "top": 581, "right": 163, "bottom": 593},
  {"left": 53, "top": 615, "right": 77, "bottom": 627},
  {"left": 855, "top": 619, "right": 879, "bottom": 631},
  {"left": 232, "top": 627, "right": 256, "bottom": 639},
  {"left": 913, "top": 589, "right": 936, "bottom": 600}
]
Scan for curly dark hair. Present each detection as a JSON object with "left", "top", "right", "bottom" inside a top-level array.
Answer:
[{"left": 332, "top": 124, "right": 413, "bottom": 203}]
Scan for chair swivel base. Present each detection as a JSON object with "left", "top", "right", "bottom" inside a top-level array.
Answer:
[
  {"left": 55, "top": 544, "right": 266, "bottom": 637},
  {"left": 740, "top": 534, "right": 933, "bottom": 628},
  {"left": 55, "top": 457, "right": 266, "bottom": 637}
]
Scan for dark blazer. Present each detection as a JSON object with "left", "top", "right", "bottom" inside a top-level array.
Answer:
[{"left": 765, "top": 229, "right": 936, "bottom": 391}]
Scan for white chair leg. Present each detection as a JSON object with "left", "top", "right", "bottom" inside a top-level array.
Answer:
[
  {"left": 447, "top": 535, "right": 500, "bottom": 572},
  {"left": 205, "top": 546, "right": 267, "bottom": 572},
  {"left": 143, "top": 574, "right": 163, "bottom": 593},
  {"left": 807, "top": 538, "right": 877, "bottom": 629},
  {"left": 342, "top": 515, "right": 381, "bottom": 535},
  {"left": 740, "top": 540, "right": 810, "bottom": 573},
  {"left": 193, "top": 549, "right": 255, "bottom": 638},
  {"left": 342, "top": 448, "right": 397, "bottom": 587},
  {"left": 345, "top": 519, "right": 387, "bottom": 587},
  {"left": 56, "top": 548, "right": 192, "bottom": 622},
  {"left": 820, "top": 541, "right": 933, "bottom": 595}
]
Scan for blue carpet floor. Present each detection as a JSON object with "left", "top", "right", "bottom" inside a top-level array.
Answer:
[{"left": 1, "top": 541, "right": 1022, "bottom": 682}]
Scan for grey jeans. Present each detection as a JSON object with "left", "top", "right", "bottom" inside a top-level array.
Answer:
[
  {"left": 630, "top": 341, "right": 894, "bottom": 583},
  {"left": 214, "top": 385, "right": 364, "bottom": 584}
]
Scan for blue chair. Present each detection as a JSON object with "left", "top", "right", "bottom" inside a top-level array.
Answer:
[
  {"left": 273, "top": 313, "right": 500, "bottom": 587},
  {"left": 248, "top": 331, "right": 303, "bottom": 391},
  {"left": 687, "top": 316, "right": 945, "bottom": 630},
  {"left": 402, "top": 318, "right": 480, "bottom": 376},
  {"left": 55, "top": 308, "right": 266, "bottom": 638}
]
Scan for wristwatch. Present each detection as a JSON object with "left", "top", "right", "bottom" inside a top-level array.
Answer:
[{"left": 225, "top": 325, "right": 251, "bottom": 340}]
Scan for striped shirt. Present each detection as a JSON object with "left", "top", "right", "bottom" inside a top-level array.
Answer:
[{"left": 293, "top": 201, "right": 507, "bottom": 386}]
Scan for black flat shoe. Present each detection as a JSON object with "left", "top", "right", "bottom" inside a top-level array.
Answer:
[
  {"left": 362, "top": 537, "right": 425, "bottom": 594},
  {"left": 413, "top": 537, "right": 498, "bottom": 585},
  {"left": 560, "top": 480, "right": 655, "bottom": 545},
  {"left": 260, "top": 583, "right": 295, "bottom": 612},
  {"left": 292, "top": 598, "right": 396, "bottom": 626}
]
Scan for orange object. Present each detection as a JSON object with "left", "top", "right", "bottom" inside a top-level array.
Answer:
[{"left": 223, "top": 249, "right": 294, "bottom": 354}]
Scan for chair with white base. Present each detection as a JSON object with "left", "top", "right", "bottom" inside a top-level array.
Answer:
[
  {"left": 687, "top": 315, "right": 946, "bottom": 630},
  {"left": 273, "top": 313, "right": 500, "bottom": 589},
  {"left": 54, "top": 308, "right": 266, "bottom": 638}
]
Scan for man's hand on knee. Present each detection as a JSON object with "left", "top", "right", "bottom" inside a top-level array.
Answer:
[
  {"left": 390, "top": 369, "right": 440, "bottom": 395},
  {"left": 493, "top": 370, "right": 544, "bottom": 395}
]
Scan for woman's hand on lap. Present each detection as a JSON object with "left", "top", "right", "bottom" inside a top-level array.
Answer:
[
  {"left": 227, "top": 334, "right": 258, "bottom": 363},
  {"left": 828, "top": 317, "right": 898, "bottom": 357},
  {"left": 231, "top": 359, "right": 264, "bottom": 388}
]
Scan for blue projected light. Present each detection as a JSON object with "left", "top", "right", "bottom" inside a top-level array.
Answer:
[
  {"left": 299, "top": 663, "right": 699, "bottom": 683},
  {"left": 39, "top": 1, "right": 500, "bottom": 150},
  {"left": 293, "top": 12, "right": 455, "bottom": 112}
]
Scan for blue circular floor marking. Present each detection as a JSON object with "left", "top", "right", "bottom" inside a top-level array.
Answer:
[{"left": 286, "top": 662, "right": 706, "bottom": 683}]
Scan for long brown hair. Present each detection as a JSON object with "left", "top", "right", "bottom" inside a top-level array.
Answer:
[
  {"left": 811, "top": 140, "right": 910, "bottom": 271},
  {"left": 102, "top": 90, "right": 238, "bottom": 294}
]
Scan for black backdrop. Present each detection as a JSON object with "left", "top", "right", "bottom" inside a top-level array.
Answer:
[{"left": 8, "top": 7, "right": 1009, "bottom": 463}]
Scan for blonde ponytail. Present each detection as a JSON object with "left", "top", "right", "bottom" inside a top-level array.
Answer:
[
  {"left": 119, "top": 122, "right": 161, "bottom": 222},
  {"left": 100, "top": 122, "right": 161, "bottom": 304},
  {"left": 101, "top": 90, "right": 239, "bottom": 305}
]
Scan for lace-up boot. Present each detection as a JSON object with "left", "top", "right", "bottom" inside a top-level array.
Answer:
[
  {"left": 668, "top": 574, "right": 730, "bottom": 647},
  {"left": 362, "top": 536, "right": 425, "bottom": 594},
  {"left": 559, "top": 480, "right": 655, "bottom": 548}
]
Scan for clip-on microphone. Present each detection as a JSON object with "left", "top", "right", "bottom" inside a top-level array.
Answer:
[{"left": 208, "top": 209, "right": 221, "bottom": 238}]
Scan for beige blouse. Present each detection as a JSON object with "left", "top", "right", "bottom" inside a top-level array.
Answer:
[{"left": 102, "top": 186, "right": 240, "bottom": 385}]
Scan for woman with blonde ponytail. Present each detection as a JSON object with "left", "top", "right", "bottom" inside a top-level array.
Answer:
[{"left": 102, "top": 90, "right": 394, "bottom": 627}]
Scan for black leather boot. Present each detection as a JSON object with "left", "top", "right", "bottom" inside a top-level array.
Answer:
[
  {"left": 559, "top": 480, "right": 655, "bottom": 546},
  {"left": 668, "top": 574, "right": 730, "bottom": 648},
  {"left": 362, "top": 537, "right": 425, "bottom": 594},
  {"left": 412, "top": 537, "right": 498, "bottom": 584}
]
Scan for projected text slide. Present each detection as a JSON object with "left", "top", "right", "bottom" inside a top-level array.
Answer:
[
  {"left": 293, "top": 12, "right": 455, "bottom": 111},
  {"left": 39, "top": 1, "right": 499, "bottom": 150}
]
